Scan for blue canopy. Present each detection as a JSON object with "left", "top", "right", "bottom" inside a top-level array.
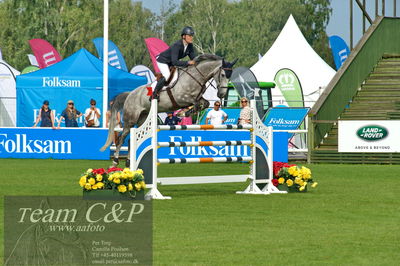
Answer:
[{"left": 16, "top": 48, "right": 147, "bottom": 127}]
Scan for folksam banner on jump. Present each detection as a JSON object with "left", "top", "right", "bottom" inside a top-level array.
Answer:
[
  {"left": 0, "top": 128, "right": 110, "bottom": 159},
  {"left": 92, "top": 37, "right": 128, "bottom": 71},
  {"left": 329, "top": 35, "right": 350, "bottom": 70}
]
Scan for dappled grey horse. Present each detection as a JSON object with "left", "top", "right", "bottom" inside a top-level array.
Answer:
[{"left": 101, "top": 54, "right": 237, "bottom": 166}]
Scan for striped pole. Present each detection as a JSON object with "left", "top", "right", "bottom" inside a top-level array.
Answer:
[
  {"left": 158, "top": 124, "right": 253, "bottom": 131},
  {"left": 158, "top": 140, "right": 252, "bottom": 147},
  {"left": 158, "top": 156, "right": 253, "bottom": 164}
]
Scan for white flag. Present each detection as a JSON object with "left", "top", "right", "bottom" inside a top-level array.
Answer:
[{"left": 27, "top": 54, "right": 39, "bottom": 66}]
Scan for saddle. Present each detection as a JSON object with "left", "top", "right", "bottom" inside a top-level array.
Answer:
[{"left": 154, "top": 67, "right": 180, "bottom": 109}]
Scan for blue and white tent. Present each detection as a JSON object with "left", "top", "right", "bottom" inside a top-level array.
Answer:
[{"left": 16, "top": 48, "right": 147, "bottom": 127}]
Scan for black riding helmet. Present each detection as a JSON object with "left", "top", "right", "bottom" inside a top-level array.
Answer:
[{"left": 181, "top": 26, "right": 195, "bottom": 36}]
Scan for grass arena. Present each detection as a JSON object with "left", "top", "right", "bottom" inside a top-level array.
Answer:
[{"left": 1, "top": 158, "right": 400, "bottom": 265}]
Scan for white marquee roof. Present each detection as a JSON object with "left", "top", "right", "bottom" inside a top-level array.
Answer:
[{"left": 251, "top": 15, "right": 336, "bottom": 107}]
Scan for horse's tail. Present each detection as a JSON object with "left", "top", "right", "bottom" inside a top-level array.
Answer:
[{"left": 100, "top": 92, "right": 130, "bottom": 151}]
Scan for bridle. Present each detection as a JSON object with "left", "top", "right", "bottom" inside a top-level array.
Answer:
[{"left": 178, "top": 62, "right": 230, "bottom": 101}]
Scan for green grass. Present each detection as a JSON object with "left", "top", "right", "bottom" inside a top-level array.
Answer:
[{"left": 1, "top": 159, "right": 400, "bottom": 265}]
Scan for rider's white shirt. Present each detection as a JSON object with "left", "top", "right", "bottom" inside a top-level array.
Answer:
[{"left": 206, "top": 109, "right": 227, "bottom": 125}]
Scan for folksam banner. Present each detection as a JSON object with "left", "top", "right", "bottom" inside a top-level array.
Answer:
[
  {"left": 329, "top": 35, "right": 350, "bottom": 70},
  {"left": 92, "top": 37, "right": 128, "bottom": 71},
  {"left": 274, "top": 68, "right": 304, "bottom": 108},
  {"left": 263, "top": 107, "right": 309, "bottom": 130},
  {"left": 0, "top": 128, "right": 110, "bottom": 159}
]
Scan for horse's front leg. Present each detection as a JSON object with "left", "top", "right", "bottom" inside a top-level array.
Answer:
[{"left": 185, "top": 98, "right": 210, "bottom": 117}]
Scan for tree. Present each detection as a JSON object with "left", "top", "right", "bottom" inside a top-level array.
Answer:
[{"left": 0, "top": 0, "right": 157, "bottom": 70}]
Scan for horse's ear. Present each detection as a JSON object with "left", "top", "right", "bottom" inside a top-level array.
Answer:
[{"left": 230, "top": 58, "right": 238, "bottom": 67}]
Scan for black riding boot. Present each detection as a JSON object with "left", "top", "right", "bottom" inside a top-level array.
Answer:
[{"left": 151, "top": 77, "right": 166, "bottom": 100}]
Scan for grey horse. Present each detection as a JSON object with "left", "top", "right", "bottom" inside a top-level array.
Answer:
[{"left": 101, "top": 54, "right": 237, "bottom": 166}]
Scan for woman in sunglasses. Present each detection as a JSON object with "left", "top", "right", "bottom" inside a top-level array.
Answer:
[
  {"left": 57, "top": 100, "right": 83, "bottom": 128},
  {"left": 238, "top": 97, "right": 251, "bottom": 125}
]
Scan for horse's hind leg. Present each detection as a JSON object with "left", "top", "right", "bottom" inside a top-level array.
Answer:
[{"left": 113, "top": 126, "right": 131, "bottom": 166}]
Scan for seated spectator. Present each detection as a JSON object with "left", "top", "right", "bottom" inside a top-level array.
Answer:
[
  {"left": 174, "top": 107, "right": 193, "bottom": 125},
  {"left": 33, "top": 100, "right": 56, "bottom": 129},
  {"left": 57, "top": 100, "right": 83, "bottom": 128},
  {"left": 164, "top": 111, "right": 181, "bottom": 125}
]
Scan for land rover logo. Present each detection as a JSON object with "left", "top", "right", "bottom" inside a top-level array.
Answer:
[{"left": 356, "top": 125, "right": 388, "bottom": 141}]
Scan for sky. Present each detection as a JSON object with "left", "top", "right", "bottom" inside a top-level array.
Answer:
[{"left": 134, "top": 0, "right": 398, "bottom": 49}]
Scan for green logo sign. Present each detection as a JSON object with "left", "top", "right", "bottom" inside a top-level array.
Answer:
[{"left": 356, "top": 125, "right": 388, "bottom": 141}]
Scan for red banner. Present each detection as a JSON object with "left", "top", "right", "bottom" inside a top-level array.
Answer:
[
  {"left": 28, "top": 39, "right": 62, "bottom": 68},
  {"left": 144, "top": 38, "right": 169, "bottom": 73}
]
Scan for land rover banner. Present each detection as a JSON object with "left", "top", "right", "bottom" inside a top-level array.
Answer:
[{"left": 338, "top": 120, "right": 400, "bottom": 152}]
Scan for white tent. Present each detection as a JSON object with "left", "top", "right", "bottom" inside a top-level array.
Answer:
[
  {"left": 251, "top": 15, "right": 336, "bottom": 108},
  {"left": 0, "top": 60, "right": 20, "bottom": 126}
]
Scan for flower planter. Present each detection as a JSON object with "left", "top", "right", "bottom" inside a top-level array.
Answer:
[
  {"left": 277, "top": 184, "right": 307, "bottom": 193},
  {"left": 83, "top": 189, "right": 145, "bottom": 200}
]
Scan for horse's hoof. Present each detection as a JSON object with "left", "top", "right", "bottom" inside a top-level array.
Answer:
[
  {"left": 113, "top": 157, "right": 119, "bottom": 166},
  {"left": 125, "top": 159, "right": 130, "bottom": 168}
]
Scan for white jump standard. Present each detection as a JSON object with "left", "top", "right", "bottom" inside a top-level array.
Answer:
[{"left": 129, "top": 99, "right": 286, "bottom": 199}]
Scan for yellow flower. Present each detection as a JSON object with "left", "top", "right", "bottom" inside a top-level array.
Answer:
[
  {"left": 88, "top": 178, "right": 96, "bottom": 185},
  {"left": 278, "top": 177, "right": 285, "bottom": 184},
  {"left": 97, "top": 182, "right": 104, "bottom": 189},
  {"left": 286, "top": 179, "right": 294, "bottom": 187},
  {"left": 123, "top": 168, "right": 130, "bottom": 172},
  {"left": 84, "top": 183, "right": 92, "bottom": 190},
  {"left": 96, "top": 174, "right": 103, "bottom": 182},
  {"left": 135, "top": 182, "right": 141, "bottom": 191},
  {"left": 79, "top": 176, "right": 87, "bottom": 187},
  {"left": 311, "top": 182, "right": 318, "bottom": 188},
  {"left": 140, "top": 181, "right": 146, "bottom": 189},
  {"left": 108, "top": 174, "right": 114, "bottom": 181},
  {"left": 128, "top": 183, "right": 133, "bottom": 191},
  {"left": 288, "top": 166, "right": 297, "bottom": 176},
  {"left": 92, "top": 184, "right": 98, "bottom": 190},
  {"left": 121, "top": 173, "right": 128, "bottom": 179},
  {"left": 113, "top": 178, "right": 121, "bottom": 184},
  {"left": 294, "top": 177, "right": 302, "bottom": 184},
  {"left": 136, "top": 169, "right": 144, "bottom": 175},
  {"left": 299, "top": 186, "right": 305, "bottom": 191},
  {"left": 86, "top": 168, "right": 93, "bottom": 174},
  {"left": 118, "top": 185, "right": 127, "bottom": 193}
]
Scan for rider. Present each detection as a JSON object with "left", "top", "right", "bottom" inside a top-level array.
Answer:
[{"left": 152, "top": 26, "right": 197, "bottom": 100}]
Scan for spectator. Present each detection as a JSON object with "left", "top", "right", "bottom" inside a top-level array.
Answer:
[
  {"left": 84, "top": 99, "right": 101, "bottom": 127},
  {"left": 205, "top": 101, "right": 227, "bottom": 125},
  {"left": 174, "top": 107, "right": 193, "bottom": 125},
  {"left": 57, "top": 100, "right": 83, "bottom": 128},
  {"left": 164, "top": 111, "right": 181, "bottom": 125},
  {"left": 33, "top": 100, "right": 56, "bottom": 129},
  {"left": 238, "top": 97, "right": 251, "bottom": 125},
  {"left": 106, "top": 100, "right": 121, "bottom": 144}
]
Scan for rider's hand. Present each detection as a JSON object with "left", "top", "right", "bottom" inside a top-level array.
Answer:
[{"left": 188, "top": 60, "right": 195, "bottom": 65}]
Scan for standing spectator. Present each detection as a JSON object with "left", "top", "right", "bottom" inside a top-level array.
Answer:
[
  {"left": 84, "top": 99, "right": 101, "bottom": 127},
  {"left": 205, "top": 101, "right": 227, "bottom": 125},
  {"left": 164, "top": 111, "right": 181, "bottom": 125},
  {"left": 33, "top": 100, "right": 56, "bottom": 129},
  {"left": 238, "top": 97, "right": 251, "bottom": 125},
  {"left": 106, "top": 100, "right": 121, "bottom": 144},
  {"left": 57, "top": 100, "right": 83, "bottom": 128}
]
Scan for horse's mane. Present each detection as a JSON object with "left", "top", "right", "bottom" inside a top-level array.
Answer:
[{"left": 193, "top": 54, "right": 222, "bottom": 63}]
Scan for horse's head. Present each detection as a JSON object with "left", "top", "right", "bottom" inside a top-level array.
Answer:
[{"left": 213, "top": 58, "right": 238, "bottom": 99}]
